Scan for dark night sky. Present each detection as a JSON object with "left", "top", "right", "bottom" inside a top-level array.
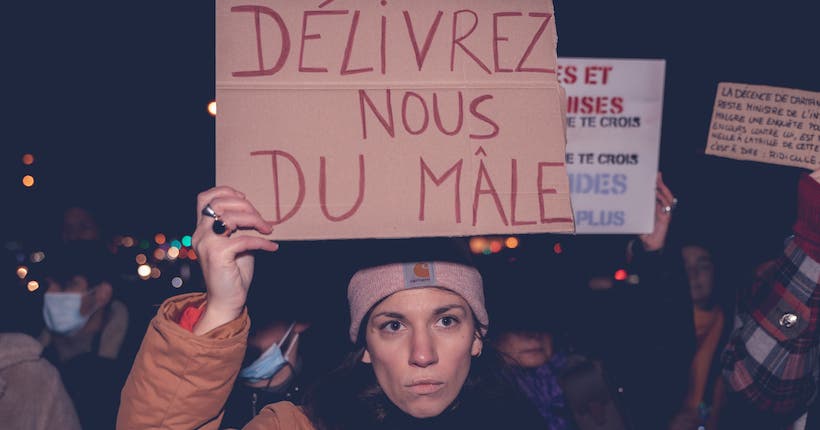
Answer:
[{"left": 3, "top": 0, "right": 817, "bottom": 268}]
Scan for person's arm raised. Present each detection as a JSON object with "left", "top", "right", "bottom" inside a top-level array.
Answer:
[{"left": 191, "top": 186, "right": 279, "bottom": 334}]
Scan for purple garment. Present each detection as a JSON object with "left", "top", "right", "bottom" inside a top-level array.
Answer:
[{"left": 501, "top": 351, "right": 575, "bottom": 430}]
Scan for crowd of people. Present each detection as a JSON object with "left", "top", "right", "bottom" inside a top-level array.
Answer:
[{"left": 1, "top": 168, "right": 818, "bottom": 430}]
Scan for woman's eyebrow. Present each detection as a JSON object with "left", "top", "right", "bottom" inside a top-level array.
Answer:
[
  {"left": 433, "top": 304, "right": 467, "bottom": 316},
  {"left": 371, "top": 311, "right": 405, "bottom": 320}
]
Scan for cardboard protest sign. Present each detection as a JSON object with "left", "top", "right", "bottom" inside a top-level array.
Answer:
[
  {"left": 706, "top": 83, "right": 820, "bottom": 170},
  {"left": 559, "top": 58, "right": 666, "bottom": 234},
  {"left": 216, "top": 0, "right": 573, "bottom": 240}
]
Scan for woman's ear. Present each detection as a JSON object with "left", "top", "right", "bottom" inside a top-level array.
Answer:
[
  {"left": 361, "top": 348, "right": 373, "bottom": 364},
  {"left": 471, "top": 332, "right": 483, "bottom": 357}
]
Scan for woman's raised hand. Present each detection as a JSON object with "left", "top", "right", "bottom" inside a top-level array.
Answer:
[{"left": 191, "top": 186, "right": 279, "bottom": 334}]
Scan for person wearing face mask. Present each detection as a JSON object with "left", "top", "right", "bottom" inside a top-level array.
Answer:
[
  {"left": 0, "top": 248, "right": 82, "bottom": 430},
  {"left": 36, "top": 240, "right": 132, "bottom": 430},
  {"left": 218, "top": 245, "right": 348, "bottom": 430}
]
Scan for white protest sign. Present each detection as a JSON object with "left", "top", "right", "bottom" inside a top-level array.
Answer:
[
  {"left": 216, "top": 0, "right": 574, "bottom": 240},
  {"left": 706, "top": 82, "right": 820, "bottom": 170},
  {"left": 559, "top": 58, "right": 666, "bottom": 234}
]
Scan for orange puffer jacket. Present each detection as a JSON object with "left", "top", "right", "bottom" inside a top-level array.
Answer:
[{"left": 117, "top": 293, "right": 314, "bottom": 430}]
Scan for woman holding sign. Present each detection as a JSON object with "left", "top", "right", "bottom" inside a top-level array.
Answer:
[{"left": 116, "top": 186, "right": 545, "bottom": 429}]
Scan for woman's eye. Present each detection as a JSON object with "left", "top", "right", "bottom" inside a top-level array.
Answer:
[
  {"left": 438, "top": 316, "right": 458, "bottom": 327},
  {"left": 382, "top": 321, "right": 403, "bottom": 332}
]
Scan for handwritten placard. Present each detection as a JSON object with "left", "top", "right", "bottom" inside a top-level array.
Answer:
[
  {"left": 559, "top": 58, "right": 666, "bottom": 234},
  {"left": 706, "top": 83, "right": 820, "bottom": 170},
  {"left": 216, "top": 0, "right": 573, "bottom": 240}
]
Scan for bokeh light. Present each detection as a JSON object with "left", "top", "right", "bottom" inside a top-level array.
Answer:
[
  {"left": 135, "top": 254, "right": 147, "bottom": 265},
  {"left": 27, "top": 280, "right": 40, "bottom": 292},
  {"left": 154, "top": 233, "right": 166, "bottom": 245},
  {"left": 614, "top": 269, "right": 628, "bottom": 281},
  {"left": 16, "top": 266, "right": 28, "bottom": 279},
  {"left": 489, "top": 239, "right": 503, "bottom": 253},
  {"left": 22, "top": 175, "right": 35, "bottom": 187},
  {"left": 171, "top": 277, "right": 183, "bottom": 288},
  {"left": 30, "top": 251, "right": 45, "bottom": 263},
  {"left": 181, "top": 235, "right": 192, "bottom": 247},
  {"left": 505, "top": 237, "right": 519, "bottom": 249},
  {"left": 207, "top": 100, "right": 217, "bottom": 116},
  {"left": 137, "top": 264, "right": 151, "bottom": 278},
  {"left": 22, "top": 153, "right": 34, "bottom": 165},
  {"left": 469, "top": 237, "right": 488, "bottom": 254}
]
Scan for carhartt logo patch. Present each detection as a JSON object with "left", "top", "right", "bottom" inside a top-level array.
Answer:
[{"left": 403, "top": 262, "right": 436, "bottom": 288}]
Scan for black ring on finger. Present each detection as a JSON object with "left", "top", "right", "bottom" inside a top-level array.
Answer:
[{"left": 212, "top": 219, "right": 228, "bottom": 235}]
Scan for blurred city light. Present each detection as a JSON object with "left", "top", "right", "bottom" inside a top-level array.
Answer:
[
  {"left": 22, "top": 153, "right": 34, "bottom": 165},
  {"left": 553, "top": 242, "right": 563, "bottom": 254},
  {"left": 505, "top": 237, "right": 519, "bottom": 249},
  {"left": 137, "top": 264, "right": 151, "bottom": 279},
  {"left": 30, "top": 251, "right": 45, "bottom": 263},
  {"left": 208, "top": 100, "right": 217, "bottom": 116},
  {"left": 27, "top": 280, "right": 39, "bottom": 292},
  {"left": 16, "top": 266, "right": 28, "bottom": 279},
  {"left": 171, "top": 277, "right": 183, "bottom": 288},
  {"left": 22, "top": 175, "right": 35, "bottom": 187},
  {"left": 154, "top": 233, "right": 166, "bottom": 245},
  {"left": 614, "top": 269, "right": 628, "bottom": 281},
  {"left": 181, "top": 235, "right": 192, "bottom": 247},
  {"left": 469, "top": 237, "right": 487, "bottom": 254},
  {"left": 135, "top": 254, "right": 147, "bottom": 265}
]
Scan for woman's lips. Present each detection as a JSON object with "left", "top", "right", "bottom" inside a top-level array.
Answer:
[{"left": 406, "top": 380, "right": 444, "bottom": 395}]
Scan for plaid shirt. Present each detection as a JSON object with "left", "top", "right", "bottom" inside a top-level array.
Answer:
[{"left": 722, "top": 173, "right": 820, "bottom": 419}]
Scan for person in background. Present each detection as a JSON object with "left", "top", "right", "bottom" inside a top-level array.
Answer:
[
  {"left": 720, "top": 168, "right": 820, "bottom": 430},
  {"left": 61, "top": 205, "right": 103, "bottom": 242},
  {"left": 675, "top": 238, "right": 732, "bottom": 428},
  {"left": 487, "top": 172, "right": 690, "bottom": 430},
  {"left": 37, "top": 240, "right": 131, "bottom": 429},
  {"left": 220, "top": 245, "right": 348, "bottom": 429},
  {"left": 0, "top": 248, "right": 82, "bottom": 430}
]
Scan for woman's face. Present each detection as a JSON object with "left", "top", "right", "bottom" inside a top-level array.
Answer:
[
  {"left": 494, "top": 331, "right": 553, "bottom": 368},
  {"left": 362, "top": 287, "right": 482, "bottom": 418},
  {"left": 682, "top": 245, "right": 715, "bottom": 305}
]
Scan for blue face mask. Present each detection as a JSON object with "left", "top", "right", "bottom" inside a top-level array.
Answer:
[
  {"left": 42, "top": 290, "right": 95, "bottom": 335},
  {"left": 239, "top": 322, "right": 296, "bottom": 384}
]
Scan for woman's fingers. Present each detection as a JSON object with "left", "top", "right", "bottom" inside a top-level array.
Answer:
[
  {"left": 195, "top": 189, "right": 273, "bottom": 236},
  {"left": 222, "top": 236, "right": 280, "bottom": 257},
  {"left": 196, "top": 186, "right": 245, "bottom": 218},
  {"left": 216, "top": 209, "right": 275, "bottom": 235}
]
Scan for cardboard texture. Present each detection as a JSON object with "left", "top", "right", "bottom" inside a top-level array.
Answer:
[
  {"left": 559, "top": 58, "right": 665, "bottom": 234},
  {"left": 706, "top": 82, "right": 820, "bottom": 170},
  {"left": 216, "top": 0, "right": 573, "bottom": 240}
]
